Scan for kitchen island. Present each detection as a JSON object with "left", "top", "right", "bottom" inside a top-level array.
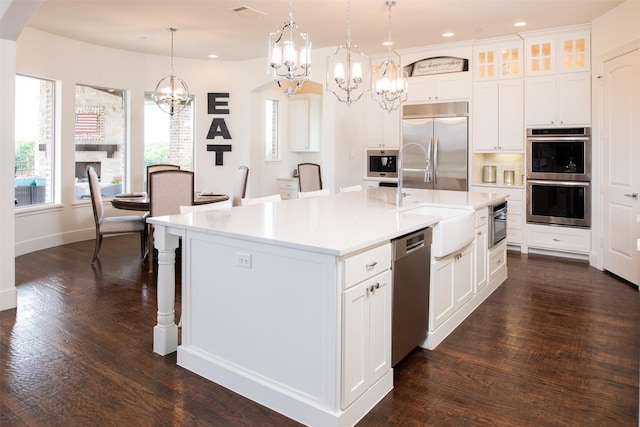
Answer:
[{"left": 148, "top": 187, "right": 507, "bottom": 427}]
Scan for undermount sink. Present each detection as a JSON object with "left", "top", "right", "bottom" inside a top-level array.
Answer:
[{"left": 404, "top": 206, "right": 475, "bottom": 257}]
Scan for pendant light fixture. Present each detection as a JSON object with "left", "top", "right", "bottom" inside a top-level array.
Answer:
[
  {"left": 372, "top": 1, "right": 407, "bottom": 112},
  {"left": 268, "top": 0, "right": 311, "bottom": 95},
  {"left": 152, "top": 28, "right": 190, "bottom": 116},
  {"left": 326, "top": 0, "right": 370, "bottom": 105}
]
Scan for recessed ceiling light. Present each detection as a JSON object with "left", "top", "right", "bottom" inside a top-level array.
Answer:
[
  {"left": 514, "top": 21, "right": 527, "bottom": 27},
  {"left": 382, "top": 41, "right": 393, "bottom": 47},
  {"left": 442, "top": 32, "right": 454, "bottom": 38},
  {"left": 208, "top": 54, "right": 218, "bottom": 59}
]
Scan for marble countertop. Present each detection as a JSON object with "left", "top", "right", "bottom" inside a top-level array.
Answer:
[{"left": 148, "top": 187, "right": 508, "bottom": 256}]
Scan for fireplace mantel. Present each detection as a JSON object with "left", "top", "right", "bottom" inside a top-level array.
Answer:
[{"left": 75, "top": 144, "right": 119, "bottom": 158}]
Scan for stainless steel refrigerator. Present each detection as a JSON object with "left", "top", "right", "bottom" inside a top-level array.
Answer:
[{"left": 401, "top": 102, "right": 468, "bottom": 191}]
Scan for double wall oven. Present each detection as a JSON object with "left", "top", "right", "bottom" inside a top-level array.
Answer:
[{"left": 526, "top": 127, "right": 591, "bottom": 228}]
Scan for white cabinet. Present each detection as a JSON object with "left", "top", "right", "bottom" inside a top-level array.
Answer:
[
  {"left": 471, "top": 186, "right": 524, "bottom": 247},
  {"left": 406, "top": 72, "right": 471, "bottom": 103},
  {"left": 524, "top": 26, "right": 590, "bottom": 76},
  {"left": 429, "top": 243, "right": 473, "bottom": 331},
  {"left": 473, "top": 79, "right": 524, "bottom": 151},
  {"left": 473, "top": 36, "right": 523, "bottom": 81},
  {"left": 342, "top": 270, "right": 391, "bottom": 409},
  {"left": 288, "top": 93, "right": 321, "bottom": 152},
  {"left": 488, "top": 240, "right": 507, "bottom": 285},
  {"left": 523, "top": 26, "right": 591, "bottom": 126},
  {"left": 526, "top": 223, "right": 591, "bottom": 255},
  {"left": 364, "top": 99, "right": 400, "bottom": 149},
  {"left": 277, "top": 177, "right": 299, "bottom": 200},
  {"left": 474, "top": 208, "right": 489, "bottom": 294},
  {"left": 342, "top": 243, "right": 391, "bottom": 409},
  {"left": 525, "top": 72, "right": 590, "bottom": 126}
]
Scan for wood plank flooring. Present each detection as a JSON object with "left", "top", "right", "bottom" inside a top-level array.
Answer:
[{"left": 2, "top": 234, "right": 638, "bottom": 426}]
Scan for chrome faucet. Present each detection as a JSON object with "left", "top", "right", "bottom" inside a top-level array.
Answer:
[{"left": 397, "top": 142, "right": 430, "bottom": 208}]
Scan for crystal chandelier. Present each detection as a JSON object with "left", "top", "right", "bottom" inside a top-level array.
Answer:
[
  {"left": 268, "top": 0, "right": 311, "bottom": 95},
  {"left": 153, "top": 28, "right": 190, "bottom": 116},
  {"left": 326, "top": 0, "right": 370, "bottom": 105},
  {"left": 372, "top": 1, "right": 407, "bottom": 112}
]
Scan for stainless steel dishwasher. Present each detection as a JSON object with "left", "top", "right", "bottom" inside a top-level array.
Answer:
[{"left": 391, "top": 227, "right": 432, "bottom": 366}]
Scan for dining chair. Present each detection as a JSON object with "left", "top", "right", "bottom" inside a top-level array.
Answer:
[
  {"left": 145, "top": 163, "right": 180, "bottom": 192},
  {"left": 339, "top": 185, "right": 363, "bottom": 193},
  {"left": 148, "top": 169, "right": 194, "bottom": 273},
  {"left": 240, "top": 194, "right": 282, "bottom": 206},
  {"left": 232, "top": 166, "right": 249, "bottom": 207},
  {"left": 87, "top": 166, "right": 146, "bottom": 265},
  {"left": 180, "top": 199, "right": 232, "bottom": 213},
  {"left": 297, "top": 163, "right": 323, "bottom": 192},
  {"left": 298, "top": 189, "right": 330, "bottom": 198}
]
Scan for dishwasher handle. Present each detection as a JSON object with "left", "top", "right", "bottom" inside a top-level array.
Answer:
[{"left": 393, "top": 228, "right": 432, "bottom": 260}]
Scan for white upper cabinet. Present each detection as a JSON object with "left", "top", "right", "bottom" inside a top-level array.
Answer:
[
  {"left": 523, "top": 25, "right": 591, "bottom": 126},
  {"left": 524, "top": 25, "right": 590, "bottom": 76},
  {"left": 364, "top": 98, "right": 400, "bottom": 149},
  {"left": 288, "top": 93, "right": 321, "bottom": 152},
  {"left": 472, "top": 37, "right": 524, "bottom": 152},
  {"left": 406, "top": 73, "right": 471, "bottom": 103},
  {"left": 473, "top": 36, "right": 523, "bottom": 81}
]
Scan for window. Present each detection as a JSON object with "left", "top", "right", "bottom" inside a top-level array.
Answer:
[
  {"left": 74, "top": 84, "right": 127, "bottom": 200},
  {"left": 143, "top": 93, "right": 194, "bottom": 188},
  {"left": 265, "top": 99, "right": 280, "bottom": 161},
  {"left": 14, "top": 75, "right": 55, "bottom": 208}
]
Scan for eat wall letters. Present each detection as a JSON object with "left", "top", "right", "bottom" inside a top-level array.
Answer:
[{"left": 206, "top": 92, "right": 232, "bottom": 165}]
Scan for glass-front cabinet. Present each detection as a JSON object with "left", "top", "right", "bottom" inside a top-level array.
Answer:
[
  {"left": 473, "top": 36, "right": 523, "bottom": 81},
  {"left": 524, "top": 24, "right": 590, "bottom": 76}
]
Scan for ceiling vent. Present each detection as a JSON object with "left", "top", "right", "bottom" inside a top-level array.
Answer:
[{"left": 232, "top": 5, "right": 267, "bottom": 18}]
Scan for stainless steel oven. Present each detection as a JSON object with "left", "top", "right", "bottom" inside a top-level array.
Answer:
[
  {"left": 367, "top": 149, "right": 399, "bottom": 178},
  {"left": 527, "top": 180, "right": 591, "bottom": 227},
  {"left": 489, "top": 201, "right": 508, "bottom": 248},
  {"left": 527, "top": 127, "right": 591, "bottom": 181}
]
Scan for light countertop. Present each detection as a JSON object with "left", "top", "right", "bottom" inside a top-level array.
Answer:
[{"left": 148, "top": 187, "right": 508, "bottom": 256}]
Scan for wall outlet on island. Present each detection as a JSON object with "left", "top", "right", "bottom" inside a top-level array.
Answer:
[{"left": 236, "top": 252, "right": 252, "bottom": 268}]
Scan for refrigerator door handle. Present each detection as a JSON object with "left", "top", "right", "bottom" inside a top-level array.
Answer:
[
  {"left": 433, "top": 135, "right": 439, "bottom": 185},
  {"left": 424, "top": 135, "right": 433, "bottom": 183}
]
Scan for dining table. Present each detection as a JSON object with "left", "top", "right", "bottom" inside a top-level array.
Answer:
[{"left": 111, "top": 192, "right": 229, "bottom": 211}]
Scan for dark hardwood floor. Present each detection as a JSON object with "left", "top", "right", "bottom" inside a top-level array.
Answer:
[{"left": 2, "top": 235, "right": 638, "bottom": 426}]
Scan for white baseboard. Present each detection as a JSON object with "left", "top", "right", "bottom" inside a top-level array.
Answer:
[
  {"left": 15, "top": 228, "right": 94, "bottom": 257},
  {"left": 0, "top": 287, "right": 17, "bottom": 311}
]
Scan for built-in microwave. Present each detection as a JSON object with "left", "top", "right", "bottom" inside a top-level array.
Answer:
[{"left": 367, "top": 149, "right": 399, "bottom": 178}]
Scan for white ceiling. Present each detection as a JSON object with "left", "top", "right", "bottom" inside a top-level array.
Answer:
[{"left": 26, "top": 0, "right": 623, "bottom": 61}]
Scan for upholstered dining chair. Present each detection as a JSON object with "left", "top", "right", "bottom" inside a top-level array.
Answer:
[
  {"left": 87, "top": 166, "right": 146, "bottom": 265},
  {"left": 339, "top": 184, "right": 363, "bottom": 193},
  {"left": 232, "top": 166, "right": 249, "bottom": 207},
  {"left": 145, "top": 163, "right": 180, "bottom": 191},
  {"left": 148, "top": 169, "right": 194, "bottom": 273},
  {"left": 297, "top": 163, "right": 323, "bottom": 192},
  {"left": 240, "top": 194, "right": 282, "bottom": 206},
  {"left": 179, "top": 199, "right": 232, "bottom": 213},
  {"left": 298, "top": 189, "right": 330, "bottom": 198}
]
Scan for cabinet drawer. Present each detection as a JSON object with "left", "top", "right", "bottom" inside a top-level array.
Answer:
[
  {"left": 344, "top": 243, "right": 391, "bottom": 289},
  {"left": 475, "top": 207, "right": 489, "bottom": 227},
  {"left": 278, "top": 180, "right": 298, "bottom": 190},
  {"left": 279, "top": 191, "right": 298, "bottom": 200},
  {"left": 488, "top": 244, "right": 506, "bottom": 278},
  {"left": 526, "top": 224, "right": 591, "bottom": 253}
]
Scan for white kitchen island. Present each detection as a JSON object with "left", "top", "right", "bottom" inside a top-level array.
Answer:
[{"left": 147, "top": 187, "right": 507, "bottom": 427}]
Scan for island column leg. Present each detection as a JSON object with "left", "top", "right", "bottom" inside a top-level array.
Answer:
[{"left": 152, "top": 224, "right": 180, "bottom": 355}]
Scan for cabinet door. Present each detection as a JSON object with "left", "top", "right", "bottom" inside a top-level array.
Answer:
[
  {"left": 526, "top": 37, "right": 555, "bottom": 75},
  {"left": 474, "top": 47, "right": 498, "bottom": 80},
  {"left": 406, "top": 77, "right": 436, "bottom": 102},
  {"left": 365, "top": 100, "right": 400, "bottom": 149},
  {"left": 472, "top": 81, "right": 499, "bottom": 151},
  {"left": 557, "top": 32, "right": 590, "bottom": 73},
  {"left": 557, "top": 72, "right": 591, "bottom": 125},
  {"left": 431, "top": 256, "right": 455, "bottom": 330},
  {"left": 474, "top": 223, "right": 488, "bottom": 294},
  {"left": 368, "top": 271, "right": 392, "bottom": 385},
  {"left": 500, "top": 42, "right": 523, "bottom": 79},
  {"left": 342, "top": 281, "right": 369, "bottom": 408},
  {"left": 342, "top": 270, "right": 392, "bottom": 409},
  {"left": 453, "top": 246, "right": 474, "bottom": 307},
  {"left": 288, "top": 97, "right": 310, "bottom": 151},
  {"left": 436, "top": 73, "right": 471, "bottom": 100},
  {"left": 525, "top": 75, "right": 556, "bottom": 126},
  {"left": 498, "top": 79, "right": 524, "bottom": 150}
]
